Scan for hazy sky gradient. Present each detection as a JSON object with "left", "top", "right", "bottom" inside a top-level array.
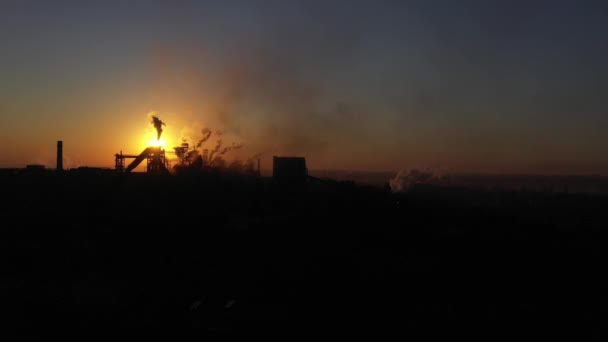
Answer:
[{"left": 1, "top": 0, "right": 607, "bottom": 174}]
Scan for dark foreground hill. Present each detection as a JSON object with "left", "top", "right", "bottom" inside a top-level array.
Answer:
[{"left": 0, "top": 170, "right": 605, "bottom": 336}]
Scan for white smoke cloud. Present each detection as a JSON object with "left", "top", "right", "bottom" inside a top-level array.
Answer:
[{"left": 389, "top": 167, "right": 447, "bottom": 193}]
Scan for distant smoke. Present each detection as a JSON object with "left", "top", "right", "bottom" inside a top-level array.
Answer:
[
  {"left": 173, "top": 124, "right": 246, "bottom": 171},
  {"left": 223, "top": 152, "right": 261, "bottom": 174},
  {"left": 389, "top": 168, "right": 447, "bottom": 193},
  {"left": 151, "top": 116, "right": 166, "bottom": 140},
  {"left": 144, "top": 13, "right": 373, "bottom": 168}
]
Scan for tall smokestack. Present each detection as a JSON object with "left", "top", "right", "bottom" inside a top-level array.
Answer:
[{"left": 56, "top": 140, "right": 63, "bottom": 171}]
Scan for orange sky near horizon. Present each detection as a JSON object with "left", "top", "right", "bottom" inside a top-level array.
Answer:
[
  {"left": 1, "top": 2, "right": 608, "bottom": 176},
  {"left": 1, "top": 107, "right": 606, "bottom": 176}
]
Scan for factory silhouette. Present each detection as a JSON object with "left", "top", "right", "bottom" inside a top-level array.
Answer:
[
  {"left": 30, "top": 116, "right": 309, "bottom": 183},
  {"left": 0, "top": 117, "right": 604, "bottom": 337}
]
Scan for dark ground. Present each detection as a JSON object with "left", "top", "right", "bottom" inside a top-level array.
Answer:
[{"left": 0, "top": 169, "right": 605, "bottom": 336}]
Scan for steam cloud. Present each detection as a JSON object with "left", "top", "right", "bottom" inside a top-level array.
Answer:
[
  {"left": 389, "top": 168, "right": 447, "bottom": 193},
  {"left": 151, "top": 116, "right": 166, "bottom": 140}
]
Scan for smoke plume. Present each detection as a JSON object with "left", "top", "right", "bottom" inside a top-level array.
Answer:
[
  {"left": 389, "top": 168, "right": 447, "bottom": 193},
  {"left": 144, "top": 12, "right": 369, "bottom": 170},
  {"left": 151, "top": 116, "right": 166, "bottom": 140}
]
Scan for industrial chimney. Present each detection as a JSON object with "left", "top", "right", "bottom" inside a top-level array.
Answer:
[
  {"left": 56, "top": 140, "right": 63, "bottom": 171},
  {"left": 257, "top": 158, "right": 261, "bottom": 176}
]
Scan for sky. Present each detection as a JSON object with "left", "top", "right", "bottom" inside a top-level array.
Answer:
[{"left": 1, "top": 0, "right": 607, "bottom": 174}]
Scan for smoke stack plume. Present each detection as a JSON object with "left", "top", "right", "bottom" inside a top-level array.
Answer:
[
  {"left": 56, "top": 140, "right": 63, "bottom": 171},
  {"left": 151, "top": 116, "right": 165, "bottom": 140}
]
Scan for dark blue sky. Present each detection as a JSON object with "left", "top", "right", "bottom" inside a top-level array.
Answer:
[{"left": 1, "top": 0, "right": 607, "bottom": 173}]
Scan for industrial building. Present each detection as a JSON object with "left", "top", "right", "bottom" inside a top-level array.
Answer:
[{"left": 115, "top": 147, "right": 169, "bottom": 174}]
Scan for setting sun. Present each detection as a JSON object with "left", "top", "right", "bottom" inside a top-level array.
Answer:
[{"left": 147, "top": 138, "right": 166, "bottom": 149}]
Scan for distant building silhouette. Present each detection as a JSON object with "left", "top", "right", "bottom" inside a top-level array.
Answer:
[{"left": 273, "top": 156, "right": 307, "bottom": 183}]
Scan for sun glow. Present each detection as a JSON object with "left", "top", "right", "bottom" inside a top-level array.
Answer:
[{"left": 147, "top": 138, "right": 166, "bottom": 149}]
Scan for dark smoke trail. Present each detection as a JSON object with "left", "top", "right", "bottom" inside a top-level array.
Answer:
[
  {"left": 151, "top": 116, "right": 166, "bottom": 140},
  {"left": 207, "top": 139, "right": 222, "bottom": 163},
  {"left": 196, "top": 128, "right": 212, "bottom": 148},
  {"left": 219, "top": 143, "right": 243, "bottom": 155}
]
